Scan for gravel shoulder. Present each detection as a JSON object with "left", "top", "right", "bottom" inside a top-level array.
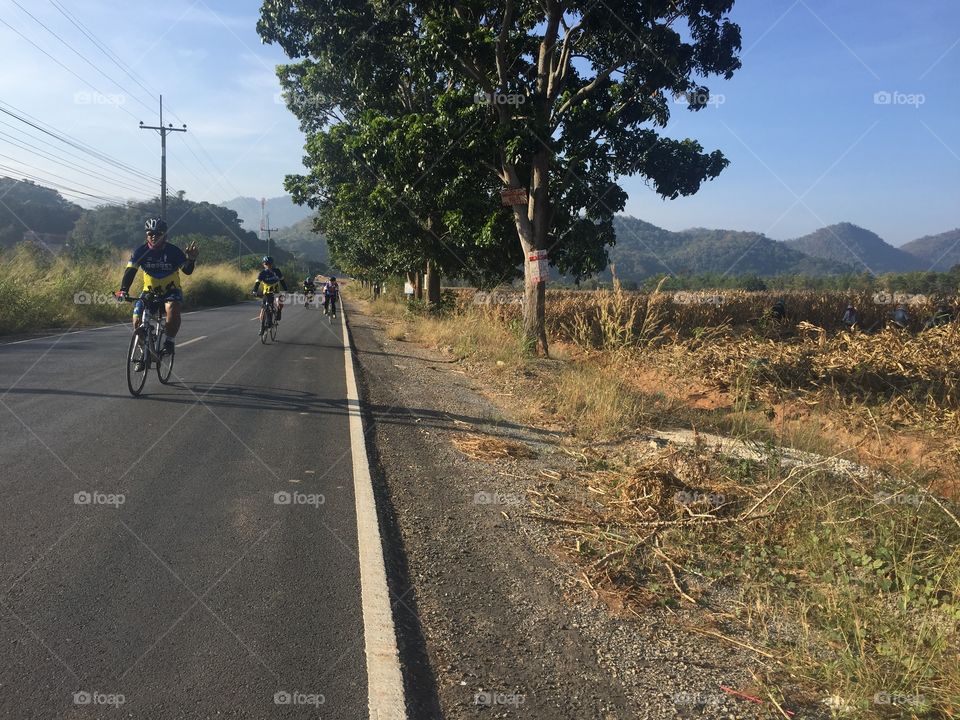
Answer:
[{"left": 345, "top": 301, "right": 828, "bottom": 719}]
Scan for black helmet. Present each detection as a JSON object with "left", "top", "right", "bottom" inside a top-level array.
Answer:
[
  {"left": 144, "top": 217, "right": 167, "bottom": 233},
  {"left": 329, "top": 276, "right": 336, "bottom": 282},
  {"left": 262, "top": 256, "right": 273, "bottom": 264}
]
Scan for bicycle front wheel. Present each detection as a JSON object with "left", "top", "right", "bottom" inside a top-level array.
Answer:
[
  {"left": 157, "top": 332, "right": 174, "bottom": 384},
  {"left": 269, "top": 319, "right": 278, "bottom": 342},
  {"left": 260, "top": 312, "right": 269, "bottom": 344},
  {"left": 126, "top": 330, "right": 148, "bottom": 396}
]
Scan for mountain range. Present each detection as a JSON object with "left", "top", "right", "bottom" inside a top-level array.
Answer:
[
  {"left": 605, "top": 217, "right": 960, "bottom": 282},
  {"left": 220, "top": 195, "right": 313, "bottom": 233}
]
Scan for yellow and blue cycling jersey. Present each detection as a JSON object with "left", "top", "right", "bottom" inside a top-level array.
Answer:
[
  {"left": 254, "top": 267, "right": 287, "bottom": 295},
  {"left": 122, "top": 243, "right": 193, "bottom": 293}
]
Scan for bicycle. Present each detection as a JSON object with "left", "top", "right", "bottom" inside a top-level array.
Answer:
[
  {"left": 118, "top": 290, "right": 175, "bottom": 396},
  {"left": 258, "top": 292, "right": 279, "bottom": 343},
  {"left": 323, "top": 295, "right": 338, "bottom": 324}
]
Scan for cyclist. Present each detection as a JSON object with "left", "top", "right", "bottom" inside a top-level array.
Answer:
[
  {"left": 252, "top": 256, "right": 288, "bottom": 328},
  {"left": 322, "top": 276, "right": 340, "bottom": 317},
  {"left": 117, "top": 218, "right": 199, "bottom": 355},
  {"left": 303, "top": 275, "right": 317, "bottom": 308}
]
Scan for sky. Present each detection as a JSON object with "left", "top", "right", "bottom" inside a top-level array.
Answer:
[{"left": 0, "top": 0, "right": 957, "bottom": 245}]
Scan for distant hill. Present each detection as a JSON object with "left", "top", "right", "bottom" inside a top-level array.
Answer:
[
  {"left": 900, "top": 229, "right": 960, "bottom": 272},
  {"left": 784, "top": 222, "right": 923, "bottom": 274},
  {"left": 220, "top": 195, "right": 312, "bottom": 233},
  {"left": 0, "top": 177, "right": 82, "bottom": 248},
  {"left": 271, "top": 215, "right": 329, "bottom": 267},
  {"left": 605, "top": 216, "right": 850, "bottom": 281}
]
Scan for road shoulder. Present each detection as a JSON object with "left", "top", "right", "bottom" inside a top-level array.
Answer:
[{"left": 345, "top": 301, "right": 784, "bottom": 720}]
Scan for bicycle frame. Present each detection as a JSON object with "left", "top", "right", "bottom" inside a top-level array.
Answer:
[{"left": 135, "top": 292, "right": 167, "bottom": 365}]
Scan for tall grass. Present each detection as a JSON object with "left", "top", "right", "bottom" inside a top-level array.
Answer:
[{"left": 0, "top": 245, "right": 250, "bottom": 335}]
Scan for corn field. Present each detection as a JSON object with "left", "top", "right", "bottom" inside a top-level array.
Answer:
[{"left": 457, "top": 285, "right": 960, "bottom": 426}]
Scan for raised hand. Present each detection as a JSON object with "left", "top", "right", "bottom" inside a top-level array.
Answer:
[{"left": 184, "top": 240, "right": 200, "bottom": 261}]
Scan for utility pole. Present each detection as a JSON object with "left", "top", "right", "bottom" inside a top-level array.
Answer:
[
  {"left": 139, "top": 95, "right": 186, "bottom": 221},
  {"left": 259, "top": 198, "right": 279, "bottom": 257}
]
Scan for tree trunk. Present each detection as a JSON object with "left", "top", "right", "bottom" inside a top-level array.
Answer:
[
  {"left": 425, "top": 259, "right": 441, "bottom": 306},
  {"left": 414, "top": 270, "right": 423, "bottom": 300}
]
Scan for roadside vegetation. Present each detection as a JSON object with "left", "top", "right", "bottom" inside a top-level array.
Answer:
[
  {"left": 0, "top": 243, "right": 252, "bottom": 335},
  {"left": 354, "top": 283, "right": 960, "bottom": 719}
]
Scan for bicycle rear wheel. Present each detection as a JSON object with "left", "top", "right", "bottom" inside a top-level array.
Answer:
[
  {"left": 156, "top": 329, "right": 174, "bottom": 384},
  {"left": 126, "top": 330, "right": 148, "bottom": 396}
]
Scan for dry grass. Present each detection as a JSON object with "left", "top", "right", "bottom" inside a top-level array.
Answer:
[
  {"left": 541, "top": 439, "right": 960, "bottom": 719},
  {"left": 451, "top": 433, "right": 537, "bottom": 461},
  {"left": 367, "top": 285, "right": 960, "bottom": 719},
  {"left": 0, "top": 246, "right": 251, "bottom": 335}
]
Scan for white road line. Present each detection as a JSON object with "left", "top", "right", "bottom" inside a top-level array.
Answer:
[
  {"left": 340, "top": 303, "right": 407, "bottom": 719},
  {"left": 0, "top": 304, "right": 257, "bottom": 346},
  {"left": 175, "top": 336, "right": 207, "bottom": 349}
]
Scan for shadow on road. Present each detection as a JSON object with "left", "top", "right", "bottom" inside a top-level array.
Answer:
[{"left": 0, "top": 383, "right": 554, "bottom": 440}]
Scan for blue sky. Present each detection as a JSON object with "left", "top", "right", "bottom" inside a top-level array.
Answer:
[{"left": 0, "top": 0, "right": 957, "bottom": 244}]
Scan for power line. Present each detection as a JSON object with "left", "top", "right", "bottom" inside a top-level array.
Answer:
[
  {"left": 0, "top": 16, "right": 143, "bottom": 124},
  {"left": 46, "top": 0, "right": 159, "bottom": 104},
  {"left": 0, "top": 129, "right": 156, "bottom": 196},
  {"left": 0, "top": 101, "right": 159, "bottom": 183},
  {"left": 0, "top": 117, "right": 157, "bottom": 192},
  {"left": 0, "top": 162, "right": 129, "bottom": 205},
  {"left": 10, "top": 0, "right": 155, "bottom": 116}
]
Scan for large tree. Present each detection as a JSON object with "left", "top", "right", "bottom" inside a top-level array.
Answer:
[{"left": 259, "top": 1, "right": 740, "bottom": 352}]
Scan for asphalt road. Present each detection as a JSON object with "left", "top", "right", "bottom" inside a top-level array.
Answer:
[{"left": 0, "top": 301, "right": 371, "bottom": 718}]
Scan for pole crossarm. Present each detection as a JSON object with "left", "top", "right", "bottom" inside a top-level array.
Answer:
[{"left": 138, "top": 94, "right": 186, "bottom": 221}]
